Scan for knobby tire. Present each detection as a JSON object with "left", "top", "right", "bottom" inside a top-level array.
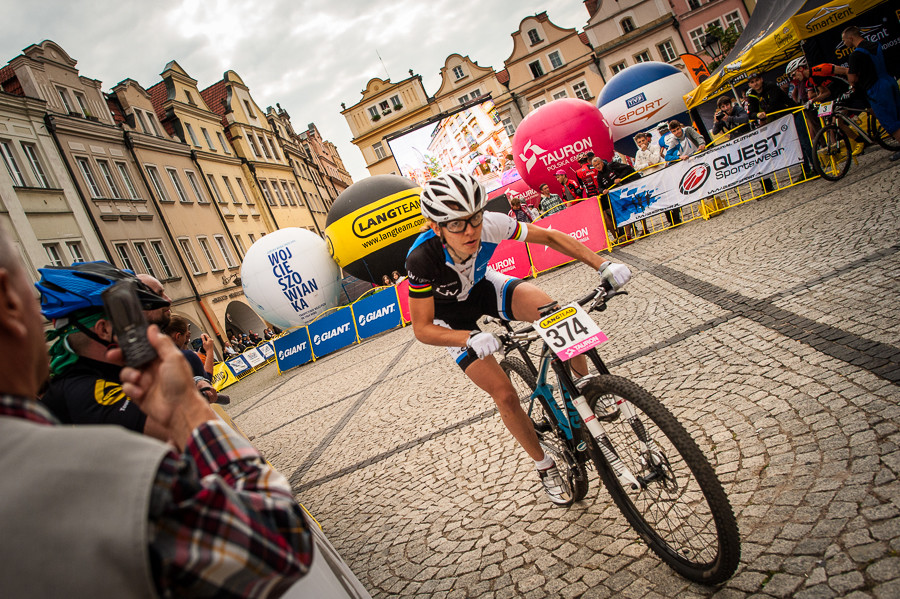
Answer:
[{"left": 812, "top": 125, "right": 851, "bottom": 181}]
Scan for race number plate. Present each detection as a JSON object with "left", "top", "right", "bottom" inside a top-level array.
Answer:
[
  {"left": 534, "top": 303, "right": 608, "bottom": 360},
  {"left": 817, "top": 101, "right": 833, "bottom": 117}
]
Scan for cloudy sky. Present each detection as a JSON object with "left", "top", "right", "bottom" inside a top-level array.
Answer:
[{"left": 3, "top": 0, "right": 591, "bottom": 182}]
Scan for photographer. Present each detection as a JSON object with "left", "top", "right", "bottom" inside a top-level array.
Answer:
[{"left": 712, "top": 94, "right": 749, "bottom": 139}]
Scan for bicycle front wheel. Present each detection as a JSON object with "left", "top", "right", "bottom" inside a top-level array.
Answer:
[
  {"left": 582, "top": 375, "right": 740, "bottom": 584},
  {"left": 812, "top": 125, "right": 851, "bottom": 181},
  {"left": 500, "top": 357, "right": 589, "bottom": 504}
]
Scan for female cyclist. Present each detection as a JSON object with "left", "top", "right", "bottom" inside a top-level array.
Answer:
[{"left": 405, "top": 172, "right": 631, "bottom": 504}]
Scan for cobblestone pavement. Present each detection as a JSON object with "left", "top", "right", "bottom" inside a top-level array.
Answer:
[{"left": 226, "top": 153, "right": 900, "bottom": 598}]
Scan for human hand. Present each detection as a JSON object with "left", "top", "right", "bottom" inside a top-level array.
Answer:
[
  {"left": 200, "top": 333, "right": 214, "bottom": 354},
  {"left": 194, "top": 375, "right": 218, "bottom": 404},
  {"left": 466, "top": 331, "right": 500, "bottom": 360},
  {"left": 598, "top": 261, "right": 632, "bottom": 290},
  {"left": 116, "top": 326, "right": 215, "bottom": 451},
  {"left": 699, "top": 145, "right": 707, "bottom": 152},
  {"left": 757, "top": 112, "right": 766, "bottom": 120}
]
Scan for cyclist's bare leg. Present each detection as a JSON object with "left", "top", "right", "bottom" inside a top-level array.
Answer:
[
  {"left": 465, "top": 356, "right": 544, "bottom": 460},
  {"left": 509, "top": 281, "right": 589, "bottom": 377}
]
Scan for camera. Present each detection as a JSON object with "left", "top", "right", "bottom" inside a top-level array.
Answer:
[{"left": 715, "top": 110, "right": 724, "bottom": 120}]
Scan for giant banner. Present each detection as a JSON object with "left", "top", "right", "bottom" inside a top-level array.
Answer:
[
  {"left": 608, "top": 115, "right": 803, "bottom": 226},
  {"left": 353, "top": 289, "right": 402, "bottom": 339},
  {"left": 529, "top": 199, "right": 610, "bottom": 273},
  {"left": 273, "top": 328, "right": 313, "bottom": 372},
  {"left": 308, "top": 307, "right": 357, "bottom": 358}
]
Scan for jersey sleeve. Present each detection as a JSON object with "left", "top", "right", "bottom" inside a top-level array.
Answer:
[
  {"left": 482, "top": 211, "right": 528, "bottom": 244},
  {"left": 404, "top": 247, "right": 436, "bottom": 299}
]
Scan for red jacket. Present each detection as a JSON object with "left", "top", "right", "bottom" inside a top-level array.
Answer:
[{"left": 576, "top": 164, "right": 600, "bottom": 197}]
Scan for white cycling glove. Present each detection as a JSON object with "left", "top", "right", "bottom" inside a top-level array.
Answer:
[
  {"left": 598, "top": 261, "right": 632, "bottom": 290},
  {"left": 466, "top": 331, "right": 501, "bottom": 359}
]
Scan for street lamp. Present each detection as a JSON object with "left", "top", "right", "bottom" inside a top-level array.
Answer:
[{"left": 704, "top": 32, "right": 723, "bottom": 61}]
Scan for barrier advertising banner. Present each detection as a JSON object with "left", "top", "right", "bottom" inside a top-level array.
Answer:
[
  {"left": 258, "top": 342, "right": 275, "bottom": 360},
  {"left": 529, "top": 199, "right": 610, "bottom": 273},
  {"left": 488, "top": 239, "right": 533, "bottom": 279},
  {"left": 308, "top": 307, "right": 357, "bottom": 358},
  {"left": 354, "top": 289, "right": 402, "bottom": 339},
  {"left": 608, "top": 114, "right": 802, "bottom": 226},
  {"left": 273, "top": 328, "right": 313, "bottom": 372},
  {"left": 226, "top": 355, "right": 252, "bottom": 377},
  {"left": 212, "top": 362, "right": 239, "bottom": 391},
  {"left": 243, "top": 348, "right": 266, "bottom": 368}
]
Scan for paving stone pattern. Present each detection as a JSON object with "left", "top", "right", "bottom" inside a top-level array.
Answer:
[{"left": 227, "top": 153, "right": 900, "bottom": 598}]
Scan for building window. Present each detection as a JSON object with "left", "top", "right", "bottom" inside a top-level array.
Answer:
[
  {"left": 280, "top": 180, "right": 295, "bottom": 206},
  {"left": 290, "top": 182, "right": 304, "bottom": 206},
  {"left": 458, "top": 94, "right": 469, "bottom": 105},
  {"left": 689, "top": 28, "right": 705, "bottom": 53},
  {"left": 501, "top": 116, "right": 515, "bottom": 137},
  {"left": 184, "top": 123, "right": 200, "bottom": 146},
  {"left": 390, "top": 95, "right": 402, "bottom": 109},
  {"left": 206, "top": 174, "right": 224, "bottom": 204},
  {"left": 236, "top": 177, "right": 252, "bottom": 204},
  {"left": 143, "top": 111, "right": 160, "bottom": 136},
  {"left": 248, "top": 134, "right": 261, "bottom": 158},
  {"left": 201, "top": 127, "right": 215, "bottom": 150},
  {"left": 114, "top": 243, "right": 135, "bottom": 272},
  {"left": 234, "top": 235, "right": 246, "bottom": 255},
  {"left": 167, "top": 168, "right": 190, "bottom": 203},
  {"left": 179, "top": 238, "right": 203, "bottom": 274},
  {"left": 271, "top": 180, "right": 287, "bottom": 205},
  {"left": 259, "top": 180, "right": 275, "bottom": 206},
  {"left": 572, "top": 81, "right": 591, "bottom": 101},
  {"left": 379, "top": 100, "right": 391, "bottom": 115},
  {"left": 185, "top": 90, "right": 196, "bottom": 105},
  {"left": 725, "top": 11, "right": 744, "bottom": 32},
  {"left": 532, "top": 99, "right": 547, "bottom": 110},
  {"left": 116, "top": 163, "right": 140, "bottom": 199},
  {"left": 197, "top": 237, "right": 220, "bottom": 271},
  {"left": 552, "top": 90, "right": 568, "bottom": 100},
  {"left": 97, "top": 160, "right": 121, "bottom": 198},
  {"left": 658, "top": 40, "right": 678, "bottom": 62},
  {"left": 185, "top": 171, "right": 206, "bottom": 203},
  {"left": 256, "top": 135, "right": 271, "bottom": 159},
  {"left": 67, "top": 242, "right": 85, "bottom": 263},
  {"left": 529, "top": 60, "right": 545, "bottom": 79},
  {"left": 634, "top": 50, "right": 651, "bottom": 63},
  {"left": 215, "top": 235, "right": 237, "bottom": 268},
  {"left": 470, "top": 89, "right": 482, "bottom": 100},
  {"left": 611, "top": 62, "right": 627, "bottom": 75},
  {"left": 20, "top": 144, "right": 49, "bottom": 188},
  {"left": 73, "top": 92, "right": 90, "bottom": 118},
  {"left": 373, "top": 142, "right": 386, "bottom": 160},
  {"left": 134, "top": 110, "right": 150, "bottom": 134},
  {"left": 621, "top": 18, "right": 636, "bottom": 34},
  {"left": 222, "top": 176, "right": 238, "bottom": 203},
  {"left": 151, "top": 241, "right": 174, "bottom": 279},
  {"left": 216, "top": 131, "right": 231, "bottom": 154},
  {"left": 267, "top": 137, "right": 280, "bottom": 160},
  {"left": 243, "top": 100, "right": 255, "bottom": 119},
  {"left": 44, "top": 243, "right": 65, "bottom": 267},
  {"left": 527, "top": 28, "right": 542, "bottom": 45},
  {"left": 368, "top": 107, "right": 379, "bottom": 121},
  {"left": 77, "top": 158, "right": 103, "bottom": 198},
  {"left": 248, "top": 233, "right": 256, "bottom": 243},
  {"left": 688, "top": 0, "right": 703, "bottom": 8},
  {"left": 452, "top": 65, "right": 464, "bottom": 79},
  {"left": 145, "top": 165, "right": 169, "bottom": 201},
  {"left": 56, "top": 87, "right": 74, "bottom": 113},
  {"left": 548, "top": 51, "right": 563, "bottom": 70},
  {"left": 1, "top": 141, "right": 26, "bottom": 186},
  {"left": 133, "top": 242, "right": 157, "bottom": 277}
]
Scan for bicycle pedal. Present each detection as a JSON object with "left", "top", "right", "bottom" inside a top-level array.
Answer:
[{"left": 533, "top": 419, "right": 552, "bottom": 433}]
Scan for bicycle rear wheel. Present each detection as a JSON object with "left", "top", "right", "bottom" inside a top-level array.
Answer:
[
  {"left": 581, "top": 375, "right": 740, "bottom": 584},
  {"left": 501, "top": 357, "right": 589, "bottom": 504},
  {"left": 869, "top": 113, "right": 900, "bottom": 151},
  {"left": 812, "top": 125, "right": 851, "bottom": 181}
]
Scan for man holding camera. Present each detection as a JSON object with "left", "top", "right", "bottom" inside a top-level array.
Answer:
[{"left": 712, "top": 94, "right": 750, "bottom": 139}]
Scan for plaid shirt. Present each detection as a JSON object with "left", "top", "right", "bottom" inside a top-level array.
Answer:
[{"left": 0, "top": 394, "right": 312, "bottom": 598}]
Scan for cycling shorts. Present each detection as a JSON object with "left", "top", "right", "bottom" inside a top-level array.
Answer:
[{"left": 433, "top": 269, "right": 523, "bottom": 371}]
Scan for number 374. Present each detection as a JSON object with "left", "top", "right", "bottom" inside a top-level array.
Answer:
[{"left": 545, "top": 317, "right": 589, "bottom": 348}]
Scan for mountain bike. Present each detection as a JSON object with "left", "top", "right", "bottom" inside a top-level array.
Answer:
[
  {"left": 485, "top": 285, "right": 740, "bottom": 584},
  {"left": 811, "top": 101, "right": 900, "bottom": 181}
]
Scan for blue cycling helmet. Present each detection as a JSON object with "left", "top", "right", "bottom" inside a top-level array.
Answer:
[{"left": 36, "top": 261, "right": 169, "bottom": 321}]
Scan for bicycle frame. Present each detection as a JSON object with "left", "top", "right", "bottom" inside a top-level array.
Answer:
[{"left": 821, "top": 107, "right": 875, "bottom": 144}]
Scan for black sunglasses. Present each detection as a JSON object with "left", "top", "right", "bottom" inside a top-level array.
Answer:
[{"left": 440, "top": 210, "right": 484, "bottom": 233}]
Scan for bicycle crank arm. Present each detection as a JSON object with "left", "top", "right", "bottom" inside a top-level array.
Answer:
[{"left": 571, "top": 393, "right": 642, "bottom": 489}]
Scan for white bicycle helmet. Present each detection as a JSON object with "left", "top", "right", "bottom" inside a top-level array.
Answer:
[
  {"left": 419, "top": 172, "right": 487, "bottom": 222},
  {"left": 786, "top": 56, "right": 807, "bottom": 74}
]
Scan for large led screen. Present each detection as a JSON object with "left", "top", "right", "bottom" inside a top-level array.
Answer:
[{"left": 386, "top": 99, "right": 519, "bottom": 194}]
